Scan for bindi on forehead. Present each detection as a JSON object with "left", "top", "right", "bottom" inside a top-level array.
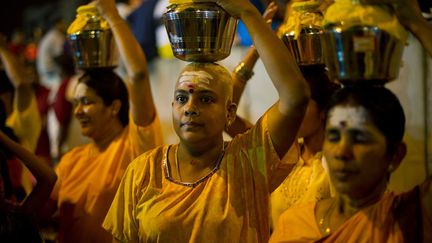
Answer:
[
  {"left": 328, "top": 106, "right": 368, "bottom": 128},
  {"left": 177, "top": 82, "right": 196, "bottom": 93},
  {"left": 187, "top": 83, "right": 196, "bottom": 89}
]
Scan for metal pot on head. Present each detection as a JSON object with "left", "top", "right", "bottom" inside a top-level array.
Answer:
[
  {"left": 68, "top": 30, "right": 118, "bottom": 69},
  {"left": 279, "top": 1, "right": 325, "bottom": 66},
  {"left": 67, "top": 5, "right": 118, "bottom": 69},
  {"left": 282, "top": 26, "right": 324, "bottom": 66},
  {"left": 323, "top": 24, "right": 404, "bottom": 84},
  {"left": 163, "top": 2, "right": 237, "bottom": 62}
]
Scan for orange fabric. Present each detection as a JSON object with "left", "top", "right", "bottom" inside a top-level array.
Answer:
[
  {"left": 270, "top": 181, "right": 432, "bottom": 243},
  {"left": 51, "top": 116, "right": 162, "bottom": 243},
  {"left": 103, "top": 114, "right": 298, "bottom": 243}
]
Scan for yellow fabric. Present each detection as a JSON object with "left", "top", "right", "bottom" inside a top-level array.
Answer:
[
  {"left": 323, "top": 0, "right": 408, "bottom": 43},
  {"left": 270, "top": 139, "right": 331, "bottom": 228},
  {"left": 67, "top": 4, "right": 109, "bottom": 35},
  {"left": 278, "top": 2, "right": 323, "bottom": 39},
  {"left": 157, "top": 44, "right": 174, "bottom": 59},
  {"left": 169, "top": 0, "right": 193, "bottom": 4},
  {"left": 51, "top": 115, "right": 162, "bottom": 243},
  {"left": 6, "top": 93, "right": 42, "bottom": 194},
  {"left": 103, "top": 114, "right": 298, "bottom": 243},
  {"left": 270, "top": 181, "right": 432, "bottom": 242},
  {"left": 6, "top": 93, "right": 42, "bottom": 152}
]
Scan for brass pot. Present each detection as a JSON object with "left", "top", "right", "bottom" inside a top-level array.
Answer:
[
  {"left": 163, "top": 2, "right": 238, "bottom": 62},
  {"left": 282, "top": 26, "right": 324, "bottom": 66},
  {"left": 68, "top": 29, "right": 118, "bottom": 69},
  {"left": 67, "top": 5, "right": 118, "bottom": 69}
]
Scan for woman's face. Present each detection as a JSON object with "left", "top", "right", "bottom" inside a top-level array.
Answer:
[
  {"left": 172, "top": 70, "right": 230, "bottom": 145},
  {"left": 73, "top": 83, "right": 116, "bottom": 140},
  {"left": 323, "top": 105, "right": 390, "bottom": 199}
]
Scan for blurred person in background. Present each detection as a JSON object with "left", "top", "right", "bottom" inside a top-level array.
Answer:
[
  {"left": 36, "top": 17, "right": 66, "bottom": 89},
  {"left": 270, "top": 0, "right": 432, "bottom": 241},
  {"left": 1, "top": 34, "right": 42, "bottom": 196},
  {"left": 41, "top": 0, "right": 163, "bottom": 242},
  {"left": 0, "top": 119, "right": 56, "bottom": 242}
]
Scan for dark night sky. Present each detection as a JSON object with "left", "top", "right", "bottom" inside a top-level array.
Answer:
[
  {"left": 0, "top": 0, "right": 89, "bottom": 37},
  {"left": 1, "top": 0, "right": 55, "bottom": 35}
]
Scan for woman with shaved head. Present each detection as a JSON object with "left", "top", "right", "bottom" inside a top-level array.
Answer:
[{"left": 103, "top": 0, "right": 310, "bottom": 242}]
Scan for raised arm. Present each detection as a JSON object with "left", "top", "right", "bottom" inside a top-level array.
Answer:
[
  {"left": 225, "top": 44, "right": 256, "bottom": 137},
  {"left": 0, "top": 130, "right": 57, "bottom": 216},
  {"left": 385, "top": 0, "right": 432, "bottom": 226},
  {"left": 392, "top": 0, "right": 432, "bottom": 56},
  {"left": 0, "top": 35, "right": 42, "bottom": 152},
  {"left": 226, "top": 3, "right": 278, "bottom": 137},
  {"left": 361, "top": 0, "right": 432, "bottom": 227},
  {"left": 197, "top": 0, "right": 310, "bottom": 157},
  {"left": 0, "top": 36, "right": 33, "bottom": 113},
  {"left": 362, "top": 0, "right": 432, "bottom": 56},
  {"left": 95, "top": 0, "right": 156, "bottom": 126}
]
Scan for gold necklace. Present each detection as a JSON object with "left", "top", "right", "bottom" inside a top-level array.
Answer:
[
  {"left": 175, "top": 145, "right": 182, "bottom": 181},
  {"left": 171, "top": 144, "right": 225, "bottom": 187},
  {"left": 319, "top": 199, "right": 337, "bottom": 235}
]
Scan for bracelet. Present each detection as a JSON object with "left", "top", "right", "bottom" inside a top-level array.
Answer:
[{"left": 234, "top": 62, "right": 254, "bottom": 82}]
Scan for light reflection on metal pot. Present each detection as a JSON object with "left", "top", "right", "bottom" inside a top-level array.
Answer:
[
  {"left": 282, "top": 27, "right": 324, "bottom": 66},
  {"left": 163, "top": 2, "right": 237, "bottom": 62},
  {"left": 323, "top": 25, "right": 404, "bottom": 84},
  {"left": 68, "top": 29, "right": 118, "bottom": 69}
]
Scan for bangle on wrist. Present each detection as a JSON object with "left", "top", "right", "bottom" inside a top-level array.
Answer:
[{"left": 234, "top": 62, "right": 254, "bottom": 82}]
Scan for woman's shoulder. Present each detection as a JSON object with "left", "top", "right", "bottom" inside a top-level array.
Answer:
[
  {"left": 59, "top": 144, "right": 91, "bottom": 161},
  {"left": 128, "top": 145, "right": 169, "bottom": 169},
  {"left": 121, "top": 145, "right": 169, "bottom": 188}
]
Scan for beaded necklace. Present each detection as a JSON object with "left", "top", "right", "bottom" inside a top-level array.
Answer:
[{"left": 163, "top": 144, "right": 225, "bottom": 188}]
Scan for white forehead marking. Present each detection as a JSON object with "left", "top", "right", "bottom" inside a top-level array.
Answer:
[
  {"left": 328, "top": 106, "right": 368, "bottom": 128},
  {"left": 179, "top": 71, "right": 213, "bottom": 85}
]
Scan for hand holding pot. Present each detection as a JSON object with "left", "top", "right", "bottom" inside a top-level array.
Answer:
[
  {"left": 360, "top": 0, "right": 432, "bottom": 56},
  {"left": 94, "top": 0, "right": 119, "bottom": 20},
  {"left": 263, "top": 1, "right": 278, "bottom": 25},
  {"left": 360, "top": 0, "right": 422, "bottom": 27}
]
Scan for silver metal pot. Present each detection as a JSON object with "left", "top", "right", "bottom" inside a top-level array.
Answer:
[
  {"left": 163, "top": 2, "right": 237, "bottom": 62},
  {"left": 282, "top": 27, "right": 324, "bottom": 66},
  {"left": 323, "top": 25, "right": 404, "bottom": 83},
  {"left": 68, "top": 29, "right": 118, "bottom": 69}
]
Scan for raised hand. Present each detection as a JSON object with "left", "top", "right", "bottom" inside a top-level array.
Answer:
[
  {"left": 94, "top": 0, "right": 119, "bottom": 19},
  {"left": 361, "top": 0, "right": 432, "bottom": 56}
]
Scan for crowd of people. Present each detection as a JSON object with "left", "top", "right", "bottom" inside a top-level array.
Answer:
[{"left": 0, "top": 0, "right": 431, "bottom": 242}]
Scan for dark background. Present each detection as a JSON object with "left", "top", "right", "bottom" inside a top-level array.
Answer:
[
  {"left": 0, "top": 0, "right": 89, "bottom": 37},
  {"left": 1, "top": 0, "right": 432, "bottom": 38}
]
